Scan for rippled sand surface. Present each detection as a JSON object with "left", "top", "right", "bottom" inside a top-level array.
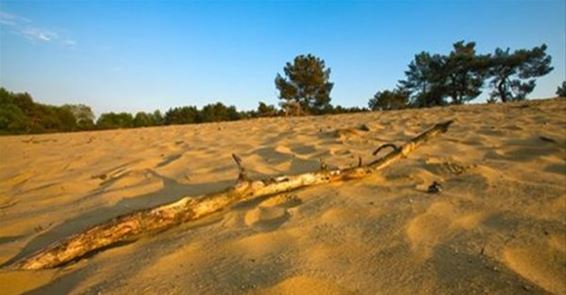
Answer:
[{"left": 0, "top": 99, "right": 564, "bottom": 294}]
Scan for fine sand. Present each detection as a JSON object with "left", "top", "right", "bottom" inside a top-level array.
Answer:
[{"left": 0, "top": 99, "right": 564, "bottom": 294}]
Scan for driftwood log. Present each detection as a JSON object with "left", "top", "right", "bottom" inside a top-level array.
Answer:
[{"left": 11, "top": 120, "right": 453, "bottom": 270}]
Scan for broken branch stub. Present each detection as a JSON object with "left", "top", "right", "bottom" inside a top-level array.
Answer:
[{"left": 10, "top": 120, "right": 453, "bottom": 270}]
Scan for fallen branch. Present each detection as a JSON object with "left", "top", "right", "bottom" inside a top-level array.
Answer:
[{"left": 10, "top": 120, "right": 454, "bottom": 270}]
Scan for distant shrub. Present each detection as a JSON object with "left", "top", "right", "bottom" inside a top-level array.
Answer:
[
  {"left": 133, "top": 112, "right": 153, "bottom": 127},
  {"left": 62, "top": 104, "right": 95, "bottom": 130},
  {"left": 256, "top": 102, "right": 277, "bottom": 117},
  {"left": 557, "top": 81, "right": 566, "bottom": 97},
  {"left": 368, "top": 89, "right": 409, "bottom": 111},
  {"left": 164, "top": 106, "right": 200, "bottom": 125},
  {"left": 96, "top": 112, "right": 134, "bottom": 129}
]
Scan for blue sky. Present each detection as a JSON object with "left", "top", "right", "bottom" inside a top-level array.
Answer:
[{"left": 0, "top": 0, "right": 564, "bottom": 115}]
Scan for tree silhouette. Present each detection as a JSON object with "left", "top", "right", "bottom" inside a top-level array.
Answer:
[
  {"left": 368, "top": 88, "right": 409, "bottom": 111},
  {"left": 0, "top": 88, "right": 82, "bottom": 133},
  {"left": 444, "top": 41, "right": 488, "bottom": 104},
  {"left": 133, "top": 112, "right": 153, "bottom": 127},
  {"left": 275, "top": 54, "right": 334, "bottom": 114},
  {"left": 556, "top": 81, "right": 566, "bottom": 97},
  {"left": 164, "top": 106, "right": 199, "bottom": 125},
  {"left": 96, "top": 112, "right": 134, "bottom": 129},
  {"left": 399, "top": 52, "right": 446, "bottom": 107},
  {"left": 199, "top": 102, "right": 241, "bottom": 122},
  {"left": 256, "top": 102, "right": 277, "bottom": 117},
  {"left": 399, "top": 41, "right": 489, "bottom": 107},
  {"left": 62, "top": 104, "right": 95, "bottom": 130},
  {"left": 488, "top": 44, "right": 553, "bottom": 102},
  {"left": 152, "top": 110, "right": 164, "bottom": 125}
]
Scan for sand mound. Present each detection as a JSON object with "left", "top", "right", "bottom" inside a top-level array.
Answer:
[
  {"left": 504, "top": 245, "right": 566, "bottom": 294},
  {"left": 256, "top": 275, "right": 353, "bottom": 294}
]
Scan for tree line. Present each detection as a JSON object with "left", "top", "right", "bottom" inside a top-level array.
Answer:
[
  {"left": 0, "top": 40, "right": 562, "bottom": 135},
  {"left": 0, "top": 87, "right": 366, "bottom": 134},
  {"left": 368, "top": 41, "right": 555, "bottom": 111},
  {"left": 0, "top": 88, "right": 368, "bottom": 134},
  {"left": 0, "top": 89, "right": 264, "bottom": 134}
]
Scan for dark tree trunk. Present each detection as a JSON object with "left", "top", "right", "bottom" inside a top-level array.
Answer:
[{"left": 498, "top": 79, "right": 508, "bottom": 103}]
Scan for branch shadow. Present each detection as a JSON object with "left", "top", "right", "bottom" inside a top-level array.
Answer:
[{"left": 1, "top": 171, "right": 236, "bottom": 268}]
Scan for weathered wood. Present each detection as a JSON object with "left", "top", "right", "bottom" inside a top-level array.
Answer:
[{"left": 10, "top": 120, "right": 453, "bottom": 270}]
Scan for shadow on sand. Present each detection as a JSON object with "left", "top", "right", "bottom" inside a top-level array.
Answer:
[{"left": 2, "top": 170, "right": 236, "bottom": 268}]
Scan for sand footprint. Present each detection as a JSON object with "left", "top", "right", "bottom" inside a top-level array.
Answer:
[
  {"left": 244, "top": 194, "right": 302, "bottom": 231},
  {"left": 425, "top": 157, "right": 477, "bottom": 176},
  {"left": 406, "top": 201, "right": 485, "bottom": 260}
]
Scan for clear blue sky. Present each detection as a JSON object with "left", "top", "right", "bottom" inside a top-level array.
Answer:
[{"left": 0, "top": 0, "right": 564, "bottom": 115}]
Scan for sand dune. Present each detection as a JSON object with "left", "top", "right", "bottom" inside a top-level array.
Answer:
[{"left": 0, "top": 99, "right": 564, "bottom": 294}]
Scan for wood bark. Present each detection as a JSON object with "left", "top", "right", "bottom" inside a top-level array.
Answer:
[{"left": 10, "top": 120, "right": 453, "bottom": 270}]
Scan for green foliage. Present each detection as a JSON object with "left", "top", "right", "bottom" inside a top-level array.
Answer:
[
  {"left": 200, "top": 102, "right": 241, "bottom": 122},
  {"left": 555, "top": 81, "right": 565, "bottom": 97},
  {"left": 316, "top": 105, "right": 367, "bottom": 115},
  {"left": 0, "top": 103, "right": 27, "bottom": 133},
  {"left": 49, "top": 106, "right": 77, "bottom": 132},
  {"left": 62, "top": 104, "right": 95, "bottom": 130},
  {"left": 256, "top": 102, "right": 277, "bottom": 117},
  {"left": 96, "top": 112, "right": 134, "bottom": 129},
  {"left": 164, "top": 106, "right": 200, "bottom": 125},
  {"left": 399, "top": 52, "right": 445, "bottom": 107},
  {"left": 398, "top": 42, "right": 552, "bottom": 107},
  {"left": 443, "top": 41, "right": 489, "bottom": 104},
  {"left": 368, "top": 88, "right": 409, "bottom": 111},
  {"left": 275, "top": 54, "right": 334, "bottom": 115},
  {"left": 0, "top": 87, "right": 80, "bottom": 134},
  {"left": 399, "top": 41, "right": 489, "bottom": 107},
  {"left": 133, "top": 112, "right": 154, "bottom": 127},
  {"left": 152, "top": 110, "right": 164, "bottom": 125},
  {"left": 164, "top": 103, "right": 242, "bottom": 125},
  {"left": 487, "top": 44, "right": 553, "bottom": 102}
]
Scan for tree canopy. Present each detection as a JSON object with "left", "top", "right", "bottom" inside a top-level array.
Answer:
[
  {"left": 487, "top": 44, "right": 553, "bottom": 102},
  {"left": 96, "top": 112, "right": 134, "bottom": 129},
  {"left": 0, "top": 88, "right": 77, "bottom": 134},
  {"left": 399, "top": 41, "right": 489, "bottom": 107},
  {"left": 399, "top": 52, "right": 446, "bottom": 107},
  {"left": 390, "top": 41, "right": 552, "bottom": 108},
  {"left": 256, "top": 102, "right": 278, "bottom": 117},
  {"left": 275, "top": 54, "right": 334, "bottom": 115},
  {"left": 444, "top": 41, "right": 488, "bottom": 104},
  {"left": 62, "top": 104, "right": 95, "bottom": 130},
  {"left": 368, "top": 89, "right": 409, "bottom": 111}
]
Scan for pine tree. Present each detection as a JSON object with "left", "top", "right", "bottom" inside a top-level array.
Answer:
[
  {"left": 488, "top": 44, "right": 553, "bottom": 102},
  {"left": 275, "top": 54, "right": 334, "bottom": 115}
]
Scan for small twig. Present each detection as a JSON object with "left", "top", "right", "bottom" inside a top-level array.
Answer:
[
  {"left": 372, "top": 143, "right": 399, "bottom": 156},
  {"left": 232, "top": 153, "right": 248, "bottom": 181},
  {"left": 358, "top": 156, "right": 363, "bottom": 167}
]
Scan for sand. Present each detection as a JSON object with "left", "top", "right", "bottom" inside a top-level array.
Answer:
[{"left": 0, "top": 98, "right": 564, "bottom": 294}]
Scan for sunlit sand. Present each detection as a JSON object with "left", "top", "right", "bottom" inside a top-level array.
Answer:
[{"left": 0, "top": 98, "right": 564, "bottom": 294}]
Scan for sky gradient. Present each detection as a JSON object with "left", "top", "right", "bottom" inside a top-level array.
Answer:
[{"left": 0, "top": 0, "right": 565, "bottom": 115}]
